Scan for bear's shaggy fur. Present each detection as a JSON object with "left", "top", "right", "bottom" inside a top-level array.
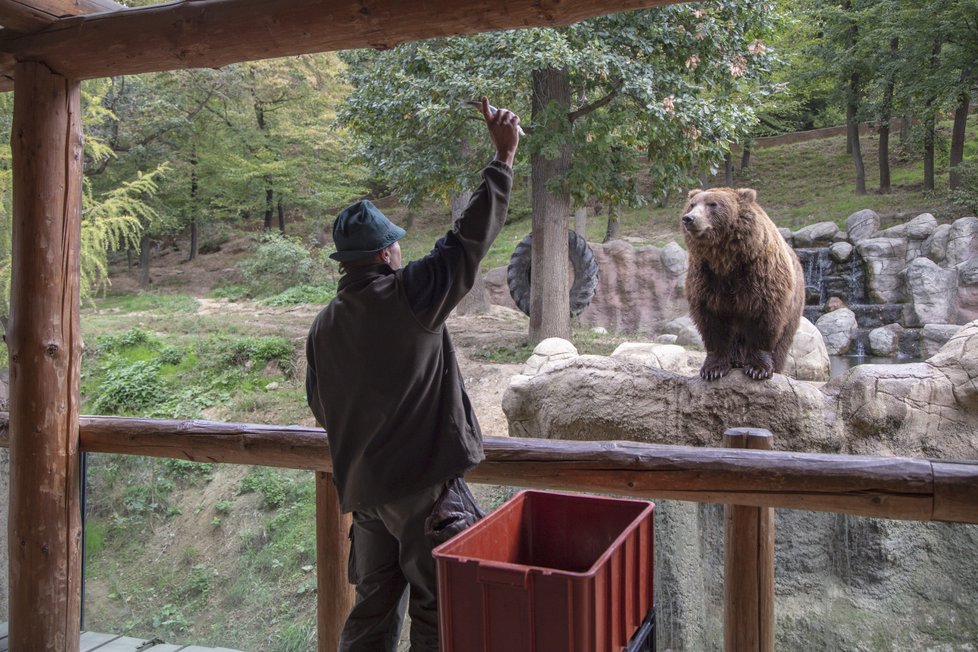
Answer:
[{"left": 681, "top": 187, "right": 805, "bottom": 381}]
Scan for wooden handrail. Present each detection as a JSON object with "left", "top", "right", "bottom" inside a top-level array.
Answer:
[{"left": 1, "top": 412, "right": 977, "bottom": 524}]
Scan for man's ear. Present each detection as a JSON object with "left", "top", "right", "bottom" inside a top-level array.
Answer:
[{"left": 736, "top": 188, "right": 757, "bottom": 204}]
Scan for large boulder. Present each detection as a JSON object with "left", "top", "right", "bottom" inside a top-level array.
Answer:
[
  {"left": 610, "top": 342, "right": 703, "bottom": 376},
  {"left": 793, "top": 221, "right": 840, "bottom": 248},
  {"left": 922, "top": 223, "right": 952, "bottom": 265},
  {"left": 856, "top": 237, "right": 909, "bottom": 303},
  {"left": 815, "top": 307, "right": 857, "bottom": 355},
  {"left": 921, "top": 323, "right": 964, "bottom": 358},
  {"left": 661, "top": 314, "right": 704, "bottom": 348},
  {"left": 904, "top": 257, "right": 958, "bottom": 326},
  {"left": 868, "top": 323, "right": 903, "bottom": 356},
  {"left": 783, "top": 317, "right": 830, "bottom": 381},
  {"left": 957, "top": 255, "right": 978, "bottom": 323},
  {"left": 846, "top": 209, "right": 880, "bottom": 243},
  {"left": 945, "top": 216, "right": 978, "bottom": 268}
]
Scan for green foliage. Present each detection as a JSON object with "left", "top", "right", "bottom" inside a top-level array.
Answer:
[
  {"left": 238, "top": 467, "right": 296, "bottom": 510},
  {"left": 95, "top": 292, "right": 199, "bottom": 314},
  {"left": 214, "top": 335, "right": 296, "bottom": 376},
  {"left": 262, "top": 282, "right": 337, "bottom": 306},
  {"left": 160, "top": 458, "right": 216, "bottom": 485},
  {"left": 950, "top": 158, "right": 978, "bottom": 216},
  {"left": 92, "top": 360, "right": 166, "bottom": 415},
  {"left": 152, "top": 603, "right": 191, "bottom": 634},
  {"left": 208, "top": 284, "right": 250, "bottom": 301},
  {"left": 237, "top": 233, "right": 320, "bottom": 297}
]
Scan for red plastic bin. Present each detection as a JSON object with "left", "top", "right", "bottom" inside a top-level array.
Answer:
[{"left": 433, "top": 490, "right": 655, "bottom": 652}]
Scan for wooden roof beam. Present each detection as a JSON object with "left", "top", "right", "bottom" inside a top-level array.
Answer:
[
  {"left": 0, "top": 0, "right": 683, "bottom": 83},
  {"left": 0, "top": 0, "right": 123, "bottom": 33}
]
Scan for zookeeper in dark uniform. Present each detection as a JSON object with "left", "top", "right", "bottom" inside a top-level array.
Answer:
[{"left": 305, "top": 97, "right": 520, "bottom": 652}]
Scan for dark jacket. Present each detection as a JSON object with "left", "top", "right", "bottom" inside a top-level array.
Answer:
[{"left": 306, "top": 161, "right": 512, "bottom": 512}]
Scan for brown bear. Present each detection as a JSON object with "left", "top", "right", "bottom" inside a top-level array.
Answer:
[{"left": 681, "top": 187, "right": 805, "bottom": 381}]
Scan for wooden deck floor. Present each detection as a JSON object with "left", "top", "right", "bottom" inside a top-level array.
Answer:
[{"left": 0, "top": 623, "right": 243, "bottom": 652}]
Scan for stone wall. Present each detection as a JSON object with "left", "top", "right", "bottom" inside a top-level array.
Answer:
[{"left": 501, "top": 322, "right": 978, "bottom": 650}]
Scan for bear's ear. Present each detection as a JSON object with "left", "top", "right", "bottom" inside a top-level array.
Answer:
[
  {"left": 736, "top": 188, "right": 757, "bottom": 204},
  {"left": 687, "top": 188, "right": 703, "bottom": 199}
]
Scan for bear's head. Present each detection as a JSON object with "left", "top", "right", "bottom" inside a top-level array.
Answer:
[{"left": 681, "top": 187, "right": 758, "bottom": 243}]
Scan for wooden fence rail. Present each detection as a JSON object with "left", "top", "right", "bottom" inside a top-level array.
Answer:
[{"left": 1, "top": 412, "right": 976, "bottom": 524}]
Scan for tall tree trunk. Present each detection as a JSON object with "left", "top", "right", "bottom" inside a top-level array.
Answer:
[
  {"left": 138, "top": 233, "right": 152, "bottom": 287},
  {"left": 949, "top": 76, "right": 972, "bottom": 190},
  {"left": 878, "top": 38, "right": 898, "bottom": 194},
  {"left": 277, "top": 197, "right": 286, "bottom": 234},
  {"left": 452, "top": 189, "right": 489, "bottom": 316},
  {"left": 263, "top": 187, "right": 274, "bottom": 231},
  {"left": 574, "top": 206, "right": 587, "bottom": 239},
  {"left": 724, "top": 152, "right": 734, "bottom": 186},
  {"left": 603, "top": 204, "right": 621, "bottom": 243},
  {"left": 924, "top": 38, "right": 943, "bottom": 192},
  {"left": 847, "top": 79, "right": 866, "bottom": 195},
  {"left": 529, "top": 67, "right": 572, "bottom": 344},
  {"left": 188, "top": 131, "right": 199, "bottom": 261},
  {"left": 741, "top": 142, "right": 752, "bottom": 170}
]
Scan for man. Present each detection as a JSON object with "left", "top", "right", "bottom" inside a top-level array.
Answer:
[{"left": 306, "top": 97, "right": 520, "bottom": 652}]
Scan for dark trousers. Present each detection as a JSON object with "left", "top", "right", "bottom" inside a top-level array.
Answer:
[{"left": 339, "top": 482, "right": 444, "bottom": 652}]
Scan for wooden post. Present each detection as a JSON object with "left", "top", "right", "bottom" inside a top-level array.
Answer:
[
  {"left": 8, "top": 60, "right": 84, "bottom": 651},
  {"left": 723, "top": 428, "right": 775, "bottom": 652},
  {"left": 316, "top": 471, "right": 355, "bottom": 651}
]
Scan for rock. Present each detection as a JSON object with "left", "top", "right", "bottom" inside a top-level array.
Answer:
[
  {"left": 927, "top": 320, "right": 978, "bottom": 412},
  {"left": 957, "top": 256, "right": 978, "bottom": 323},
  {"left": 783, "top": 317, "right": 830, "bottom": 381},
  {"left": 868, "top": 323, "right": 903, "bottom": 356},
  {"left": 264, "top": 381, "right": 279, "bottom": 390},
  {"left": 659, "top": 240, "right": 688, "bottom": 275},
  {"left": 846, "top": 209, "right": 881, "bottom": 243},
  {"left": 856, "top": 237, "right": 909, "bottom": 303},
  {"left": 779, "top": 227, "right": 794, "bottom": 245},
  {"left": 655, "top": 333, "right": 678, "bottom": 344},
  {"left": 610, "top": 342, "right": 696, "bottom": 375},
  {"left": 906, "top": 213, "right": 938, "bottom": 240},
  {"left": 829, "top": 241, "right": 853, "bottom": 263},
  {"left": 825, "top": 297, "right": 847, "bottom": 312},
  {"left": 793, "top": 221, "right": 840, "bottom": 247},
  {"left": 661, "top": 315, "right": 704, "bottom": 348},
  {"left": 921, "top": 323, "right": 963, "bottom": 358},
  {"left": 591, "top": 326, "right": 608, "bottom": 335},
  {"left": 946, "top": 216, "right": 978, "bottom": 268},
  {"left": 520, "top": 337, "right": 578, "bottom": 376},
  {"left": 922, "top": 223, "right": 951, "bottom": 265},
  {"left": 484, "top": 266, "right": 518, "bottom": 311},
  {"left": 815, "top": 308, "right": 858, "bottom": 355},
  {"left": 575, "top": 240, "right": 689, "bottom": 336},
  {"left": 904, "top": 257, "right": 958, "bottom": 325}
]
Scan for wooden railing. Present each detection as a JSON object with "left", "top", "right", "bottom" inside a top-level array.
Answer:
[{"left": 2, "top": 412, "right": 977, "bottom": 651}]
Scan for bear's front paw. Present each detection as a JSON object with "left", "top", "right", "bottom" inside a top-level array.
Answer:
[
  {"left": 743, "top": 350, "right": 774, "bottom": 380},
  {"left": 700, "top": 354, "right": 732, "bottom": 381}
]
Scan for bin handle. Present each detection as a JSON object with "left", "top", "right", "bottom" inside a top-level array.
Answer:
[{"left": 477, "top": 565, "right": 530, "bottom": 589}]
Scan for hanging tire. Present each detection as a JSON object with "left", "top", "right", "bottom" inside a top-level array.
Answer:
[{"left": 506, "top": 230, "right": 599, "bottom": 317}]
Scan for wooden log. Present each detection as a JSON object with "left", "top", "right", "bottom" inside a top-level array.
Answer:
[
  {"left": 1, "top": 413, "right": 977, "bottom": 524},
  {"left": 316, "top": 472, "right": 354, "bottom": 651},
  {"left": 7, "top": 60, "right": 83, "bottom": 652},
  {"left": 723, "top": 428, "right": 775, "bottom": 652},
  {"left": 0, "top": 0, "right": 683, "bottom": 83},
  {"left": 0, "top": 0, "right": 123, "bottom": 33}
]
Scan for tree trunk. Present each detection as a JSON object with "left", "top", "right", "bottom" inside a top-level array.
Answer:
[
  {"left": 188, "top": 132, "right": 199, "bottom": 261},
  {"left": 139, "top": 233, "right": 152, "bottom": 287},
  {"left": 8, "top": 60, "right": 83, "bottom": 652},
  {"left": 878, "top": 37, "right": 898, "bottom": 194},
  {"left": 529, "top": 67, "right": 572, "bottom": 344},
  {"left": 949, "top": 82, "right": 971, "bottom": 190},
  {"left": 847, "top": 79, "right": 866, "bottom": 195},
  {"left": 452, "top": 189, "right": 489, "bottom": 316},
  {"left": 741, "top": 142, "right": 752, "bottom": 170},
  {"left": 277, "top": 197, "right": 286, "bottom": 234},
  {"left": 724, "top": 152, "right": 734, "bottom": 186},
  {"left": 263, "top": 187, "right": 274, "bottom": 231},
  {"left": 924, "top": 38, "right": 942, "bottom": 192},
  {"left": 574, "top": 206, "right": 587, "bottom": 239},
  {"left": 603, "top": 204, "right": 621, "bottom": 243}
]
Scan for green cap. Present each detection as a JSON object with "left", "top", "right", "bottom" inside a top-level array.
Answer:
[{"left": 329, "top": 199, "right": 406, "bottom": 262}]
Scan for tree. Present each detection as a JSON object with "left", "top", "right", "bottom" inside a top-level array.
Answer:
[{"left": 341, "top": 2, "right": 778, "bottom": 343}]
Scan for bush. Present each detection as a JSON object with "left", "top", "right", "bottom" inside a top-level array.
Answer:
[
  {"left": 215, "top": 336, "right": 296, "bottom": 376},
  {"left": 91, "top": 360, "right": 166, "bottom": 415},
  {"left": 238, "top": 467, "right": 295, "bottom": 509},
  {"left": 950, "top": 159, "right": 978, "bottom": 216},
  {"left": 262, "top": 282, "right": 337, "bottom": 307},
  {"left": 237, "top": 233, "right": 319, "bottom": 297}
]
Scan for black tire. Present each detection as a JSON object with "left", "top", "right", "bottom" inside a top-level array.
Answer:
[{"left": 506, "top": 230, "right": 599, "bottom": 317}]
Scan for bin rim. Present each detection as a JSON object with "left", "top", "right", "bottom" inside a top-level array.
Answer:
[{"left": 432, "top": 489, "right": 655, "bottom": 578}]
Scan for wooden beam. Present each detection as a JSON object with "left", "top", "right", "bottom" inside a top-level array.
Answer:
[
  {"left": 7, "top": 60, "right": 83, "bottom": 652},
  {"left": 316, "top": 472, "right": 354, "bottom": 652},
  {"left": 0, "top": 0, "right": 123, "bottom": 33},
  {"left": 2, "top": 414, "right": 978, "bottom": 524},
  {"left": 723, "top": 428, "right": 775, "bottom": 652},
  {"left": 0, "top": 0, "right": 683, "bottom": 82}
]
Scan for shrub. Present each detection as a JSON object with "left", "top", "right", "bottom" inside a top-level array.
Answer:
[
  {"left": 262, "top": 282, "right": 337, "bottom": 307},
  {"left": 215, "top": 336, "right": 296, "bottom": 376},
  {"left": 91, "top": 360, "right": 166, "bottom": 415},
  {"left": 237, "top": 233, "right": 319, "bottom": 297},
  {"left": 238, "top": 467, "right": 294, "bottom": 509}
]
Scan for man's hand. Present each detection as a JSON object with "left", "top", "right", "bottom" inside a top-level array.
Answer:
[{"left": 480, "top": 96, "right": 520, "bottom": 168}]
